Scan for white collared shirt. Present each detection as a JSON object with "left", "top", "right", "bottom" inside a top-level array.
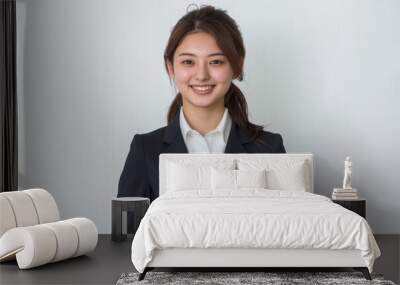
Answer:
[{"left": 179, "top": 107, "right": 232, "bottom": 153}]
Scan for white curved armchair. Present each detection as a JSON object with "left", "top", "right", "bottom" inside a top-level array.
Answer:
[{"left": 0, "top": 188, "right": 98, "bottom": 269}]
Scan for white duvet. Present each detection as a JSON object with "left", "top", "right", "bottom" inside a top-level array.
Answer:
[{"left": 131, "top": 190, "right": 380, "bottom": 273}]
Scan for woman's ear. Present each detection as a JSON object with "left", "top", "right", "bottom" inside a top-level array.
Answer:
[{"left": 167, "top": 61, "right": 175, "bottom": 79}]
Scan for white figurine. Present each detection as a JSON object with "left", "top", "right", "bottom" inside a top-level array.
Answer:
[{"left": 342, "top": 156, "right": 352, "bottom": 190}]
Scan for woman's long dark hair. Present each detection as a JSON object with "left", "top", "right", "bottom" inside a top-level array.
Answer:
[{"left": 164, "top": 5, "right": 264, "bottom": 142}]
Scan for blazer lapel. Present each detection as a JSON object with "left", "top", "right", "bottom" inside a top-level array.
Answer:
[
  {"left": 224, "top": 122, "right": 252, "bottom": 153},
  {"left": 162, "top": 109, "right": 188, "bottom": 153}
]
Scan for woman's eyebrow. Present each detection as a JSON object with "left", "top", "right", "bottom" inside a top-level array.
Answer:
[{"left": 177, "top": 52, "right": 225, "bottom": 57}]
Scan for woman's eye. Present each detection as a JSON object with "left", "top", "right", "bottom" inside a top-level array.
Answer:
[
  {"left": 210, "top": 60, "right": 224, "bottom": 65},
  {"left": 180, "top": 59, "right": 225, "bottom": 66},
  {"left": 181, "top": 60, "right": 193, "bottom": 65}
]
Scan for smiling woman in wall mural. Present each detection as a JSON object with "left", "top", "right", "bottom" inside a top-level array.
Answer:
[{"left": 118, "top": 5, "right": 286, "bottom": 201}]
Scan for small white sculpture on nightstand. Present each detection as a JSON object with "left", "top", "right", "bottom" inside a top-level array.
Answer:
[{"left": 342, "top": 156, "right": 352, "bottom": 190}]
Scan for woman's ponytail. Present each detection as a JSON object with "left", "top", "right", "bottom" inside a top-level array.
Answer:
[
  {"left": 167, "top": 93, "right": 182, "bottom": 124},
  {"left": 225, "top": 83, "right": 264, "bottom": 143}
]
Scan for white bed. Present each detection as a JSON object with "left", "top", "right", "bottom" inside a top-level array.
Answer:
[{"left": 131, "top": 154, "right": 380, "bottom": 280}]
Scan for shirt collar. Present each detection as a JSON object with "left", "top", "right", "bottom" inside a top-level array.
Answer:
[{"left": 179, "top": 107, "right": 232, "bottom": 143}]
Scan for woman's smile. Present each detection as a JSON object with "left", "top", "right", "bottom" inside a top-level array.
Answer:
[{"left": 190, "top": 84, "right": 216, "bottom": 95}]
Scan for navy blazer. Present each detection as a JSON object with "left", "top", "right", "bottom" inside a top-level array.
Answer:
[{"left": 118, "top": 110, "right": 286, "bottom": 201}]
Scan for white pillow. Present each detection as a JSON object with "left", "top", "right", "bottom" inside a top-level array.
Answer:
[
  {"left": 237, "top": 169, "right": 267, "bottom": 189},
  {"left": 267, "top": 163, "right": 306, "bottom": 191},
  {"left": 166, "top": 160, "right": 235, "bottom": 192},
  {"left": 237, "top": 159, "right": 307, "bottom": 191},
  {"left": 211, "top": 168, "right": 267, "bottom": 190},
  {"left": 211, "top": 168, "right": 236, "bottom": 190},
  {"left": 167, "top": 163, "right": 209, "bottom": 191}
]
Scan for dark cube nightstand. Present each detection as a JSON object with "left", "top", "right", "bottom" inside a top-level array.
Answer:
[
  {"left": 111, "top": 197, "right": 150, "bottom": 242},
  {"left": 332, "top": 198, "right": 366, "bottom": 218}
]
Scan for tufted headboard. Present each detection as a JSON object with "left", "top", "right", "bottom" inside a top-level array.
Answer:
[{"left": 159, "top": 153, "right": 314, "bottom": 195}]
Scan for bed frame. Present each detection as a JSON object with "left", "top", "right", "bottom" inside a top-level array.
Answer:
[
  {"left": 138, "top": 154, "right": 372, "bottom": 281},
  {"left": 140, "top": 248, "right": 370, "bottom": 280}
]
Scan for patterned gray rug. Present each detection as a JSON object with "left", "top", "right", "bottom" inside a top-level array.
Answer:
[{"left": 116, "top": 271, "right": 396, "bottom": 285}]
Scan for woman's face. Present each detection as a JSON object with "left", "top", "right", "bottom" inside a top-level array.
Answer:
[{"left": 167, "top": 32, "right": 234, "bottom": 110}]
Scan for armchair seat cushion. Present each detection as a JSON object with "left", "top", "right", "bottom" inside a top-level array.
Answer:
[
  {"left": 0, "top": 218, "right": 97, "bottom": 269},
  {"left": 0, "top": 189, "right": 98, "bottom": 269}
]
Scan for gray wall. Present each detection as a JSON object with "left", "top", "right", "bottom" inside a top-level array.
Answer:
[{"left": 16, "top": 0, "right": 400, "bottom": 234}]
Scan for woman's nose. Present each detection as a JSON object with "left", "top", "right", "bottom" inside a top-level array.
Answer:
[{"left": 195, "top": 62, "right": 210, "bottom": 81}]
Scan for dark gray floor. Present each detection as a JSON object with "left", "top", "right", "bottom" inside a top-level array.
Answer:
[
  {"left": 0, "top": 235, "right": 134, "bottom": 285},
  {"left": 0, "top": 234, "right": 399, "bottom": 285},
  {"left": 374, "top": 235, "right": 400, "bottom": 284}
]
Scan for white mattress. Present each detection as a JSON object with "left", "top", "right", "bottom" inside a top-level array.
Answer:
[{"left": 131, "top": 190, "right": 380, "bottom": 273}]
